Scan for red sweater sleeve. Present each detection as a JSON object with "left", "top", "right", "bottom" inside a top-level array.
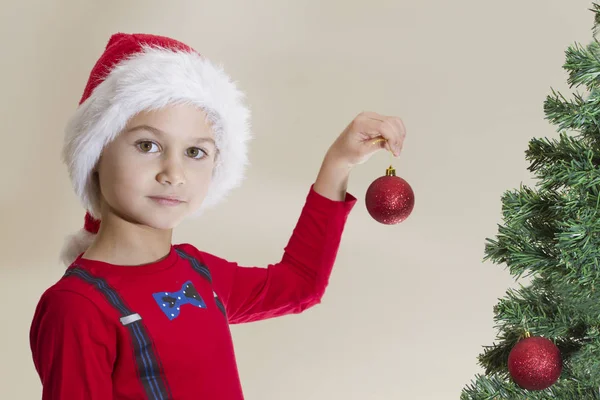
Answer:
[
  {"left": 198, "top": 184, "right": 357, "bottom": 324},
  {"left": 30, "top": 289, "right": 117, "bottom": 399}
]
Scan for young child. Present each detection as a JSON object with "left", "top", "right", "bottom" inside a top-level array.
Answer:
[{"left": 29, "top": 32, "right": 406, "bottom": 399}]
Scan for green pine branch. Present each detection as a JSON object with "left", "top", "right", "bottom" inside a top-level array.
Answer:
[
  {"left": 544, "top": 90, "right": 600, "bottom": 139},
  {"left": 526, "top": 133, "right": 600, "bottom": 190},
  {"left": 563, "top": 41, "right": 600, "bottom": 90},
  {"left": 461, "top": 373, "right": 600, "bottom": 400}
]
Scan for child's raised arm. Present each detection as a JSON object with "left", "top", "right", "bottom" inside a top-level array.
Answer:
[{"left": 185, "top": 112, "right": 406, "bottom": 324}]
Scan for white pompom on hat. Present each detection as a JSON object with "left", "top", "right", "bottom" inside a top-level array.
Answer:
[{"left": 60, "top": 32, "right": 252, "bottom": 267}]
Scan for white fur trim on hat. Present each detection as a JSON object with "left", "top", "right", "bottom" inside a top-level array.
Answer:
[
  {"left": 62, "top": 44, "right": 252, "bottom": 222},
  {"left": 59, "top": 228, "right": 96, "bottom": 267}
]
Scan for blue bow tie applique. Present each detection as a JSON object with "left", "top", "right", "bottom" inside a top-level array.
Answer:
[{"left": 153, "top": 281, "right": 206, "bottom": 320}]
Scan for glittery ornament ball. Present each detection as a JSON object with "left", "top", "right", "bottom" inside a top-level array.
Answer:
[
  {"left": 365, "top": 175, "right": 414, "bottom": 224},
  {"left": 507, "top": 336, "right": 562, "bottom": 390}
]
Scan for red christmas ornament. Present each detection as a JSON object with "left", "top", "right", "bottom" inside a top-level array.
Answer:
[
  {"left": 507, "top": 334, "right": 562, "bottom": 390},
  {"left": 365, "top": 165, "right": 414, "bottom": 224}
]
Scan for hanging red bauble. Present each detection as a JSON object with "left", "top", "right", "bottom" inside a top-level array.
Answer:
[
  {"left": 507, "top": 335, "right": 562, "bottom": 390},
  {"left": 365, "top": 165, "right": 414, "bottom": 224}
]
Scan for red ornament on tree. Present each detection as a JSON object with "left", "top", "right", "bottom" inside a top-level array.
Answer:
[
  {"left": 507, "top": 334, "right": 562, "bottom": 390},
  {"left": 365, "top": 165, "right": 415, "bottom": 224}
]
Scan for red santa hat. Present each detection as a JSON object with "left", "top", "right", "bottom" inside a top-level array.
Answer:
[{"left": 60, "top": 33, "right": 251, "bottom": 267}]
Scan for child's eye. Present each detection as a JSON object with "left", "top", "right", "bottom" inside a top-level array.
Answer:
[
  {"left": 186, "top": 147, "right": 208, "bottom": 160},
  {"left": 137, "top": 141, "right": 159, "bottom": 153}
]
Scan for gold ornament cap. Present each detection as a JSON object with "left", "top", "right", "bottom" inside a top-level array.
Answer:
[{"left": 385, "top": 165, "right": 396, "bottom": 176}]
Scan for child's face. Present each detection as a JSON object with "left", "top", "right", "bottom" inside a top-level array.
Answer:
[{"left": 95, "top": 104, "right": 217, "bottom": 230}]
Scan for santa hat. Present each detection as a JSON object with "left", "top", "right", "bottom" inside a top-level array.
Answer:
[{"left": 60, "top": 32, "right": 251, "bottom": 267}]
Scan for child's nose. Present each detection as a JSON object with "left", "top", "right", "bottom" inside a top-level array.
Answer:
[{"left": 156, "top": 158, "right": 186, "bottom": 186}]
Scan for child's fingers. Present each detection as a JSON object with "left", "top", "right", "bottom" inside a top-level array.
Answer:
[
  {"left": 371, "top": 136, "right": 393, "bottom": 153},
  {"left": 355, "top": 112, "right": 404, "bottom": 156},
  {"left": 373, "top": 119, "right": 401, "bottom": 156},
  {"left": 389, "top": 117, "right": 407, "bottom": 152},
  {"left": 377, "top": 116, "right": 405, "bottom": 154}
]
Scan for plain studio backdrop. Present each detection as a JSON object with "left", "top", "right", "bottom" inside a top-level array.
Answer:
[{"left": 0, "top": 0, "right": 592, "bottom": 398}]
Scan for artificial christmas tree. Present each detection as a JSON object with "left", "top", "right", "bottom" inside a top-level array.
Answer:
[{"left": 461, "top": 4, "right": 600, "bottom": 399}]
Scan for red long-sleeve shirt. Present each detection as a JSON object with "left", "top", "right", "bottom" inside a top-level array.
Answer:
[{"left": 30, "top": 185, "right": 356, "bottom": 399}]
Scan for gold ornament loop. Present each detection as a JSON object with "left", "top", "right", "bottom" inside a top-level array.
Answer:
[{"left": 372, "top": 137, "right": 395, "bottom": 164}]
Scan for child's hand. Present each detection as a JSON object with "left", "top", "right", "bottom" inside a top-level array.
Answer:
[
  {"left": 313, "top": 111, "right": 407, "bottom": 200},
  {"left": 326, "top": 111, "right": 407, "bottom": 168}
]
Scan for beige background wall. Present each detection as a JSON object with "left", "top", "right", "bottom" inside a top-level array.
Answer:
[{"left": 0, "top": 0, "right": 592, "bottom": 398}]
